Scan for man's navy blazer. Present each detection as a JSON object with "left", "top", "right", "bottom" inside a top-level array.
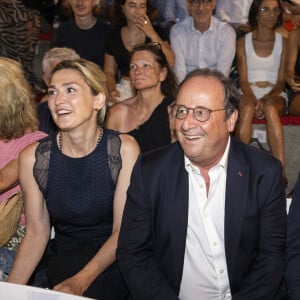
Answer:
[{"left": 117, "top": 138, "right": 287, "bottom": 300}]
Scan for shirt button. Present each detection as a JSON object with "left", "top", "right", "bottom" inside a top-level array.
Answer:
[
  {"left": 212, "top": 241, "right": 217, "bottom": 246},
  {"left": 220, "top": 269, "right": 224, "bottom": 274}
]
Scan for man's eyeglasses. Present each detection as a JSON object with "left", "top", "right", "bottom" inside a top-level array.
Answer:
[
  {"left": 259, "top": 7, "right": 281, "bottom": 16},
  {"left": 189, "top": 0, "right": 212, "bottom": 6},
  {"left": 174, "top": 105, "right": 225, "bottom": 122}
]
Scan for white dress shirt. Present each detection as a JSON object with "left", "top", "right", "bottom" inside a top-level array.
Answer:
[
  {"left": 179, "top": 138, "right": 232, "bottom": 300},
  {"left": 170, "top": 16, "right": 236, "bottom": 82}
]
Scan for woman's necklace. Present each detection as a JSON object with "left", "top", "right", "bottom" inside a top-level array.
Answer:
[{"left": 58, "top": 127, "right": 103, "bottom": 152}]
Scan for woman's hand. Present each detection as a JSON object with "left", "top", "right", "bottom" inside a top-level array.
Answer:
[
  {"left": 110, "top": 89, "right": 121, "bottom": 103},
  {"left": 254, "top": 99, "right": 264, "bottom": 120},
  {"left": 287, "top": 77, "right": 300, "bottom": 93},
  {"left": 136, "top": 14, "right": 156, "bottom": 39},
  {"left": 53, "top": 274, "right": 88, "bottom": 296}
]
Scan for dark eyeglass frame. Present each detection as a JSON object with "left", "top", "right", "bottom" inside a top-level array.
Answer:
[
  {"left": 133, "top": 42, "right": 162, "bottom": 51},
  {"left": 259, "top": 6, "right": 281, "bottom": 16},
  {"left": 189, "top": 0, "right": 212, "bottom": 6},
  {"left": 174, "top": 105, "right": 225, "bottom": 122}
]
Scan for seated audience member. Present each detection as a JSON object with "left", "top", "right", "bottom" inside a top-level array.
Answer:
[
  {"left": 286, "top": 172, "right": 300, "bottom": 300},
  {"left": 52, "top": 0, "right": 111, "bottom": 68},
  {"left": 7, "top": 59, "right": 139, "bottom": 300},
  {"left": 285, "top": 27, "right": 300, "bottom": 115},
  {"left": 0, "top": 57, "right": 47, "bottom": 281},
  {"left": 37, "top": 47, "right": 80, "bottom": 136},
  {"left": 106, "top": 42, "right": 178, "bottom": 152},
  {"left": 235, "top": 0, "right": 287, "bottom": 183},
  {"left": 214, "top": 0, "right": 252, "bottom": 33},
  {"left": 104, "top": 0, "right": 174, "bottom": 103},
  {"left": 0, "top": 0, "right": 41, "bottom": 88},
  {"left": 170, "top": 0, "right": 236, "bottom": 83},
  {"left": 117, "top": 68, "right": 287, "bottom": 300}
]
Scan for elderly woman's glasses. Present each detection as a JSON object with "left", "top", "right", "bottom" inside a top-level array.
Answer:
[
  {"left": 133, "top": 42, "right": 162, "bottom": 51},
  {"left": 174, "top": 105, "right": 225, "bottom": 122},
  {"left": 259, "top": 7, "right": 281, "bottom": 16},
  {"left": 189, "top": 0, "right": 212, "bottom": 6}
]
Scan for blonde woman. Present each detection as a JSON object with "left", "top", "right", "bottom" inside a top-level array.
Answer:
[
  {"left": 8, "top": 59, "right": 139, "bottom": 299},
  {"left": 0, "top": 57, "right": 47, "bottom": 280}
]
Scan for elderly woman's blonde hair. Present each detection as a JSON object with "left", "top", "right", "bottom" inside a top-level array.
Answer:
[
  {"left": 51, "top": 58, "right": 110, "bottom": 126},
  {"left": 42, "top": 47, "right": 80, "bottom": 80},
  {"left": 0, "top": 57, "right": 38, "bottom": 140}
]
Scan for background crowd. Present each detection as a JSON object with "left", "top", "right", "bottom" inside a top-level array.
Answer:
[{"left": 1, "top": 0, "right": 300, "bottom": 299}]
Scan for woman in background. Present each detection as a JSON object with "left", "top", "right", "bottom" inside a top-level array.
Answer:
[
  {"left": 106, "top": 42, "right": 178, "bottom": 152},
  {"left": 104, "top": 0, "right": 174, "bottom": 103},
  {"left": 235, "top": 0, "right": 287, "bottom": 183},
  {"left": 0, "top": 57, "right": 47, "bottom": 280}
]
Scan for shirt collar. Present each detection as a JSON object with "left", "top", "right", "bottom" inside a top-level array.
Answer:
[
  {"left": 184, "top": 136, "right": 231, "bottom": 172},
  {"left": 190, "top": 15, "right": 216, "bottom": 33}
]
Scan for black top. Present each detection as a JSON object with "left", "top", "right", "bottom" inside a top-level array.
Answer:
[
  {"left": 127, "top": 97, "right": 172, "bottom": 153},
  {"left": 53, "top": 17, "right": 111, "bottom": 67},
  {"left": 105, "top": 26, "right": 168, "bottom": 77}
]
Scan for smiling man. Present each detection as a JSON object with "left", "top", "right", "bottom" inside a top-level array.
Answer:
[
  {"left": 117, "top": 68, "right": 288, "bottom": 300},
  {"left": 170, "top": 0, "right": 236, "bottom": 82}
]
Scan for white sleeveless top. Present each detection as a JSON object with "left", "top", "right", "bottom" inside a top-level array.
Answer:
[{"left": 245, "top": 31, "right": 287, "bottom": 100}]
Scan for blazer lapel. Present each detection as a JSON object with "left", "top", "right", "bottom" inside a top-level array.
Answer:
[
  {"left": 168, "top": 146, "right": 189, "bottom": 291},
  {"left": 224, "top": 139, "right": 249, "bottom": 281}
]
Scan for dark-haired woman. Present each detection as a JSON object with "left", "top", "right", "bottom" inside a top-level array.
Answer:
[
  {"left": 104, "top": 0, "right": 174, "bottom": 103},
  {"left": 106, "top": 42, "right": 178, "bottom": 152}
]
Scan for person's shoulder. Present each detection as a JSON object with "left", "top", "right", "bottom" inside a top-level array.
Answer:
[
  {"left": 107, "top": 99, "right": 133, "bottom": 116},
  {"left": 171, "top": 17, "right": 191, "bottom": 33},
  {"left": 95, "top": 17, "right": 112, "bottom": 31},
  {"left": 140, "top": 142, "right": 182, "bottom": 165},
  {"left": 57, "top": 18, "right": 76, "bottom": 31},
  {"left": 212, "top": 16, "right": 236, "bottom": 35}
]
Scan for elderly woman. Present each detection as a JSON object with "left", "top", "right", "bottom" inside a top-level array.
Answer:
[
  {"left": 235, "top": 0, "right": 287, "bottom": 183},
  {"left": 0, "top": 57, "right": 47, "bottom": 280},
  {"left": 106, "top": 42, "right": 178, "bottom": 152},
  {"left": 104, "top": 0, "right": 174, "bottom": 103},
  {"left": 7, "top": 59, "right": 139, "bottom": 299}
]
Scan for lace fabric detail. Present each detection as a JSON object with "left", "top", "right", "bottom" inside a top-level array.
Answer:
[
  {"left": 107, "top": 134, "right": 122, "bottom": 184},
  {"left": 33, "top": 137, "right": 52, "bottom": 195},
  {"left": 33, "top": 131, "right": 122, "bottom": 192}
]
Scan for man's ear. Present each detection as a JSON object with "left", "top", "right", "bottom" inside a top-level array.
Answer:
[{"left": 228, "top": 109, "right": 239, "bottom": 132}]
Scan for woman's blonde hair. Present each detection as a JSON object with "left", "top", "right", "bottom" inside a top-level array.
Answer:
[
  {"left": 51, "top": 58, "right": 109, "bottom": 126},
  {"left": 0, "top": 57, "right": 38, "bottom": 140}
]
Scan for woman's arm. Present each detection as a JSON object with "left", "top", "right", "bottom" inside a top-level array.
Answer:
[
  {"left": 137, "top": 14, "right": 175, "bottom": 68},
  {"left": 53, "top": 134, "right": 140, "bottom": 295},
  {"left": 0, "top": 159, "right": 18, "bottom": 193},
  {"left": 104, "top": 53, "right": 120, "bottom": 102},
  {"left": 7, "top": 143, "right": 51, "bottom": 283}
]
